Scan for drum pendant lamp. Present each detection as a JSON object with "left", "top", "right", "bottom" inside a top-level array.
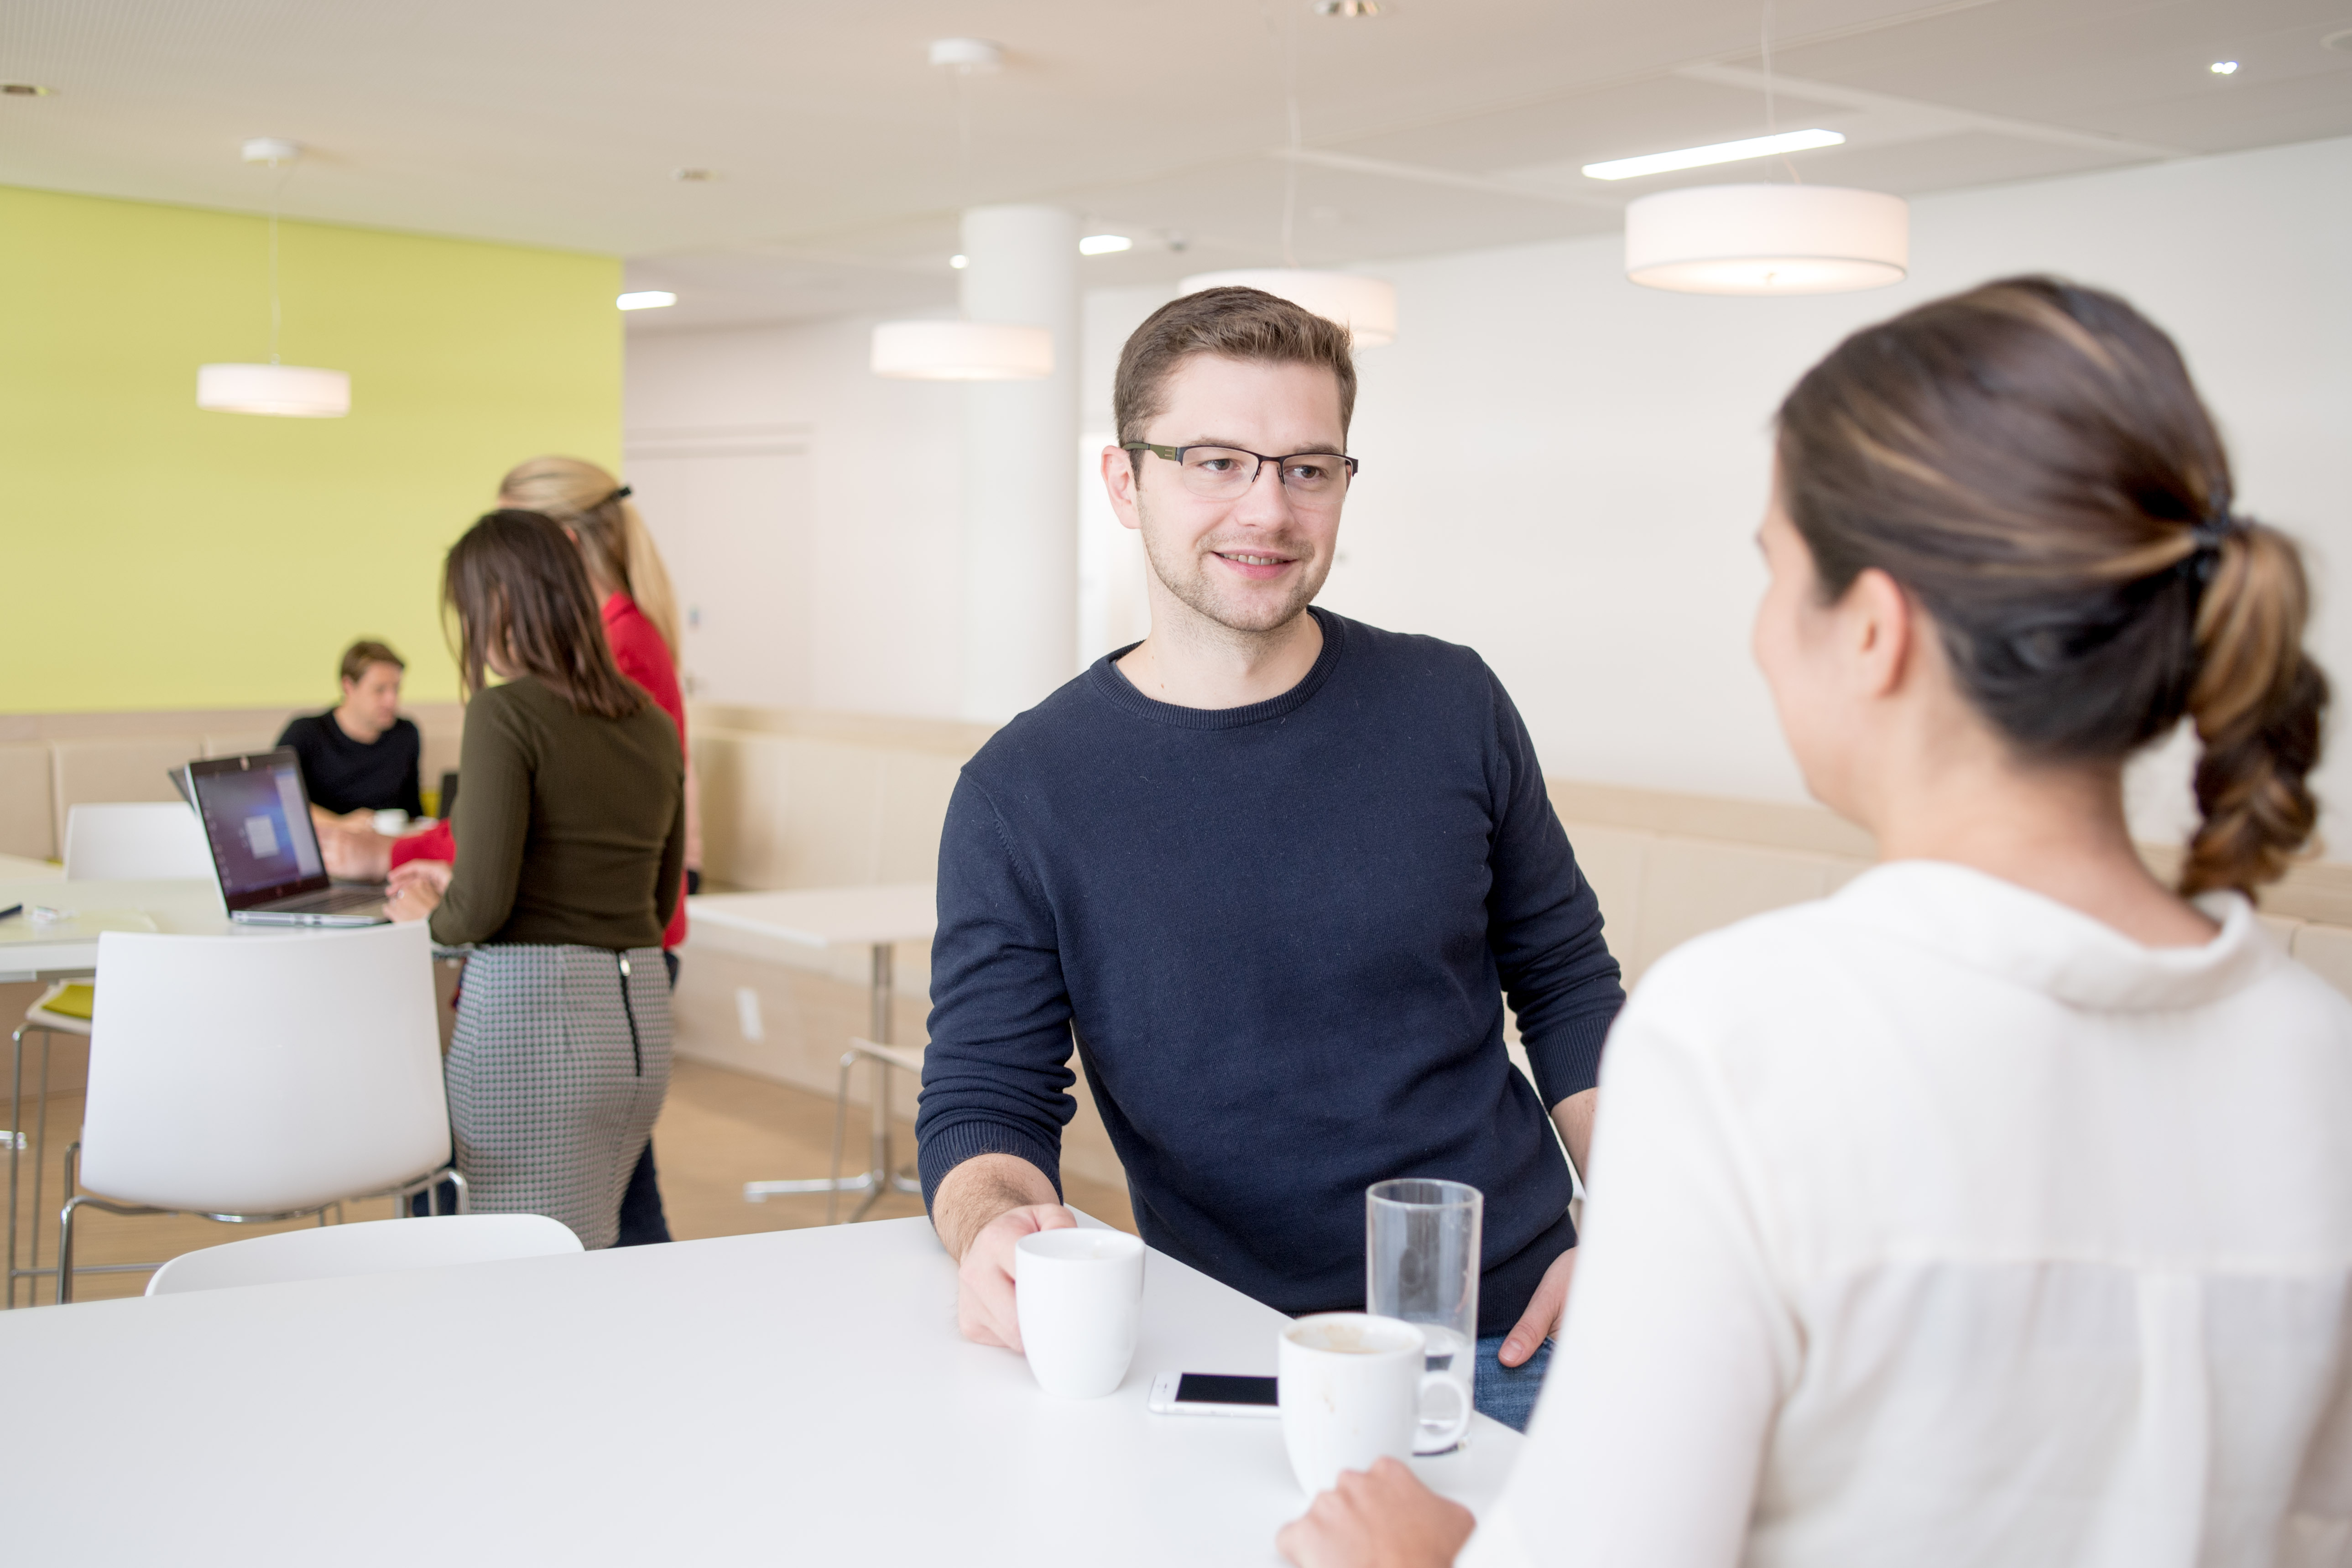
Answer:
[
  {"left": 871, "top": 40, "right": 1055, "bottom": 382},
  {"left": 1623, "top": 183, "right": 1909, "bottom": 295},
  {"left": 198, "top": 139, "right": 352, "bottom": 417}
]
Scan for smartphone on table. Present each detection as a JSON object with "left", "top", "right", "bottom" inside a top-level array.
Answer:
[{"left": 1147, "top": 1371, "right": 1280, "bottom": 1418}]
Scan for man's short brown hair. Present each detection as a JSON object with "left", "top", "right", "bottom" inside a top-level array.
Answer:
[
  {"left": 1113, "top": 287, "right": 1357, "bottom": 462},
  {"left": 340, "top": 639, "right": 405, "bottom": 686}
]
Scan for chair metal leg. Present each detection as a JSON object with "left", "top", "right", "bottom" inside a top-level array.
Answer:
[
  {"left": 826, "top": 1051, "right": 854, "bottom": 1224},
  {"left": 56, "top": 1142, "right": 82, "bottom": 1305},
  {"left": 9, "top": 1022, "right": 63, "bottom": 1311}
]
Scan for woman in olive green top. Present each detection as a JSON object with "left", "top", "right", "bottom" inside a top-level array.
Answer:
[{"left": 387, "top": 510, "right": 685, "bottom": 1249}]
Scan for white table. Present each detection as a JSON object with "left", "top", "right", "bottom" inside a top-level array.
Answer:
[
  {"left": 0, "top": 876, "right": 230, "bottom": 984},
  {"left": 686, "top": 884, "right": 938, "bottom": 1219},
  {"left": 0, "top": 1215, "right": 1521, "bottom": 1562}
]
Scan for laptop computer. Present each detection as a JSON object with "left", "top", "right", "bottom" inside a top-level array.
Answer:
[{"left": 185, "top": 748, "right": 389, "bottom": 926}]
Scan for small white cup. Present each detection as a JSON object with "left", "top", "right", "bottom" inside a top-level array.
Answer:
[
  {"left": 1278, "top": 1313, "right": 1472, "bottom": 1497},
  {"left": 372, "top": 809, "right": 410, "bottom": 837},
  {"left": 1013, "top": 1228, "right": 1145, "bottom": 1399}
]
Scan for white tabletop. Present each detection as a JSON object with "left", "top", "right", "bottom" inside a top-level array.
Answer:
[
  {"left": 1, "top": 1215, "right": 1518, "bottom": 1563},
  {"left": 0, "top": 876, "right": 229, "bottom": 983},
  {"left": 687, "top": 881, "right": 937, "bottom": 953}
]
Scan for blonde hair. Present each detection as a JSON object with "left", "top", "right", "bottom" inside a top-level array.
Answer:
[{"left": 495, "top": 455, "right": 681, "bottom": 656}]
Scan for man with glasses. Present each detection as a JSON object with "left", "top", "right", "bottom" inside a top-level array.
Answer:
[{"left": 916, "top": 287, "right": 1624, "bottom": 1428}]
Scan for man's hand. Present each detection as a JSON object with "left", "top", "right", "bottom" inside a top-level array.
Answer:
[
  {"left": 1277, "top": 1458, "right": 1474, "bottom": 1568},
  {"left": 955, "top": 1202, "right": 1077, "bottom": 1350},
  {"left": 930, "top": 1151, "right": 1070, "bottom": 1351},
  {"left": 1498, "top": 1243, "right": 1575, "bottom": 1368}
]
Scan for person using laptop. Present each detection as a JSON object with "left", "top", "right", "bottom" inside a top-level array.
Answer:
[
  {"left": 278, "top": 639, "right": 424, "bottom": 832},
  {"left": 916, "top": 287, "right": 1626, "bottom": 1428},
  {"left": 385, "top": 509, "right": 684, "bottom": 1251}
]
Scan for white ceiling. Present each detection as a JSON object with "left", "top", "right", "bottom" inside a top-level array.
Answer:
[{"left": 1, "top": 0, "right": 2346, "bottom": 332}]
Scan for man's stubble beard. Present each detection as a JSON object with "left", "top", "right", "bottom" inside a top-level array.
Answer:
[{"left": 1134, "top": 490, "right": 1333, "bottom": 641}]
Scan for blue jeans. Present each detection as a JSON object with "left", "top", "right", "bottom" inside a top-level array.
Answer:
[{"left": 1473, "top": 1333, "right": 1554, "bottom": 1432}]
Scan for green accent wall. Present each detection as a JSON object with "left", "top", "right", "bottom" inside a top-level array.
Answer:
[{"left": 0, "top": 183, "right": 621, "bottom": 711}]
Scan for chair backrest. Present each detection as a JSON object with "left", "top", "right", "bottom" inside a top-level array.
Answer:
[
  {"left": 63, "top": 801, "right": 214, "bottom": 881},
  {"left": 145, "top": 1214, "right": 582, "bottom": 1296},
  {"left": 82, "top": 921, "right": 451, "bottom": 1214}
]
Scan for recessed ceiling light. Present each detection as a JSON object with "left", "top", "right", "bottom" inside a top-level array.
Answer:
[
  {"left": 672, "top": 167, "right": 717, "bottom": 182},
  {"left": 1, "top": 83, "right": 57, "bottom": 96},
  {"left": 1584, "top": 128, "right": 1845, "bottom": 182},
  {"left": 617, "top": 291, "right": 678, "bottom": 311},
  {"left": 1315, "top": 0, "right": 1385, "bottom": 15},
  {"left": 241, "top": 136, "right": 301, "bottom": 164},
  {"left": 2210, "top": 59, "right": 2239, "bottom": 74},
  {"left": 949, "top": 253, "right": 969, "bottom": 269},
  {"left": 1079, "top": 234, "right": 1133, "bottom": 255}
]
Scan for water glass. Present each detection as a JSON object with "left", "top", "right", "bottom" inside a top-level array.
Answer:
[{"left": 1366, "top": 1178, "right": 1482, "bottom": 1452}]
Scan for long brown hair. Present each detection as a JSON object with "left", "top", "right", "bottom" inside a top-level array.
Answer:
[
  {"left": 443, "top": 510, "right": 645, "bottom": 721},
  {"left": 496, "top": 454, "right": 681, "bottom": 656},
  {"left": 1777, "top": 275, "right": 2327, "bottom": 898}
]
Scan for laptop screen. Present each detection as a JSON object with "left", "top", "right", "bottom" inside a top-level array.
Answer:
[{"left": 188, "top": 750, "right": 329, "bottom": 906}]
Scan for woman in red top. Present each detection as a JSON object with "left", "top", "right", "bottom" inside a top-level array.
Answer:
[{"left": 392, "top": 454, "right": 699, "bottom": 1246}]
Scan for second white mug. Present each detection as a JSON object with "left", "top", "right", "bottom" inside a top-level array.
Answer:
[{"left": 1278, "top": 1312, "right": 1472, "bottom": 1497}]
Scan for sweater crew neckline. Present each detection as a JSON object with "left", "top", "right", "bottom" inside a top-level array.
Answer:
[{"left": 1086, "top": 607, "right": 1347, "bottom": 730}]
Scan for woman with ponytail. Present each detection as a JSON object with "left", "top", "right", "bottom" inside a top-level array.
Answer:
[
  {"left": 1278, "top": 279, "right": 2352, "bottom": 1568},
  {"left": 389, "top": 455, "right": 699, "bottom": 1245}
]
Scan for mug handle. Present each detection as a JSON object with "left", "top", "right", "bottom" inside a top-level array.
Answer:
[{"left": 1412, "top": 1370, "right": 1474, "bottom": 1455}]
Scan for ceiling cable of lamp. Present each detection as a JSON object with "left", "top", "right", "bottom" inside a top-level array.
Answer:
[
  {"left": 1180, "top": 2, "right": 1397, "bottom": 346},
  {"left": 1618, "top": 1, "right": 1908, "bottom": 297},
  {"left": 871, "top": 39, "right": 1052, "bottom": 381},
  {"left": 198, "top": 139, "right": 352, "bottom": 417}
]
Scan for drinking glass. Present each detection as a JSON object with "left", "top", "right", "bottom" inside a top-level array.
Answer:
[{"left": 1366, "top": 1178, "right": 1482, "bottom": 1452}]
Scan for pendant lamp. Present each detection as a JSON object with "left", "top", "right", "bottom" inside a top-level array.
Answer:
[
  {"left": 1623, "top": 184, "right": 1908, "bottom": 295},
  {"left": 871, "top": 319, "right": 1053, "bottom": 380},
  {"left": 198, "top": 139, "right": 352, "bottom": 417},
  {"left": 1178, "top": 269, "right": 1398, "bottom": 347},
  {"left": 871, "top": 41, "right": 1054, "bottom": 382}
]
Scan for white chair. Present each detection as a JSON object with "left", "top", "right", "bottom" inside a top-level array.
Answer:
[
  {"left": 146, "top": 1214, "right": 580, "bottom": 1296},
  {"left": 10, "top": 802, "right": 215, "bottom": 1305},
  {"left": 54, "top": 920, "right": 460, "bottom": 1303},
  {"left": 61, "top": 801, "right": 214, "bottom": 881}
]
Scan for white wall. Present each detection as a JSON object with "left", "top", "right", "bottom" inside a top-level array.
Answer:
[
  {"left": 624, "top": 315, "right": 964, "bottom": 716},
  {"left": 1327, "top": 134, "right": 2352, "bottom": 839},
  {"left": 626, "top": 135, "right": 2352, "bottom": 839}
]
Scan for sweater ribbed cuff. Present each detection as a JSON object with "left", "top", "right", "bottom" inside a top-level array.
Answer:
[
  {"left": 917, "top": 1117, "right": 1064, "bottom": 1215},
  {"left": 1523, "top": 1009, "right": 1616, "bottom": 1110}
]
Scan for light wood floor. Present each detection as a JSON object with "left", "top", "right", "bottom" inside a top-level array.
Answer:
[{"left": 6, "top": 1041, "right": 1134, "bottom": 1309}]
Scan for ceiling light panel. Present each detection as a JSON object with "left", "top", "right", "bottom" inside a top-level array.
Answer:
[
  {"left": 1078, "top": 234, "right": 1132, "bottom": 255},
  {"left": 617, "top": 290, "right": 678, "bottom": 310},
  {"left": 1583, "top": 128, "right": 1846, "bottom": 181}
]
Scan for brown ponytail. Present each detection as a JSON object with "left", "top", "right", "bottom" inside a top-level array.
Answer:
[
  {"left": 2184, "top": 523, "right": 2326, "bottom": 895},
  {"left": 1777, "top": 276, "right": 2329, "bottom": 898}
]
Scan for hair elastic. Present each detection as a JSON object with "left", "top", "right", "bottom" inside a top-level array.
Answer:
[{"left": 600, "top": 485, "right": 633, "bottom": 507}]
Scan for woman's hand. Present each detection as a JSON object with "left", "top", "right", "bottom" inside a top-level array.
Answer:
[
  {"left": 384, "top": 859, "right": 449, "bottom": 924},
  {"left": 1277, "top": 1459, "right": 1475, "bottom": 1568},
  {"left": 390, "top": 859, "right": 453, "bottom": 896}
]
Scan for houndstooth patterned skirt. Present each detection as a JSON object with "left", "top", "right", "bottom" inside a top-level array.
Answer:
[{"left": 446, "top": 944, "right": 672, "bottom": 1250}]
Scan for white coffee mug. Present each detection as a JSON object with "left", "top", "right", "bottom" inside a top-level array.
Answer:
[
  {"left": 1013, "top": 1228, "right": 1145, "bottom": 1399},
  {"left": 1278, "top": 1313, "right": 1472, "bottom": 1497}
]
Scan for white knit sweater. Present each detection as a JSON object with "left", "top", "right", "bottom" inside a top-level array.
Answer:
[{"left": 1465, "top": 860, "right": 2352, "bottom": 1568}]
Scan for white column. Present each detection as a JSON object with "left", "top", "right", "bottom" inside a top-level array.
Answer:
[{"left": 959, "top": 204, "right": 1080, "bottom": 722}]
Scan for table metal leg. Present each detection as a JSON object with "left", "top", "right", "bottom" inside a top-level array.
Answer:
[{"left": 743, "top": 942, "right": 920, "bottom": 1216}]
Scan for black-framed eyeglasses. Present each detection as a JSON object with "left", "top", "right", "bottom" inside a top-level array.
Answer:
[{"left": 1122, "top": 443, "right": 1359, "bottom": 504}]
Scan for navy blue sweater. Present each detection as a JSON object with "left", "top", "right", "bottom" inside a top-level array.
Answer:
[{"left": 915, "top": 611, "right": 1626, "bottom": 1334}]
